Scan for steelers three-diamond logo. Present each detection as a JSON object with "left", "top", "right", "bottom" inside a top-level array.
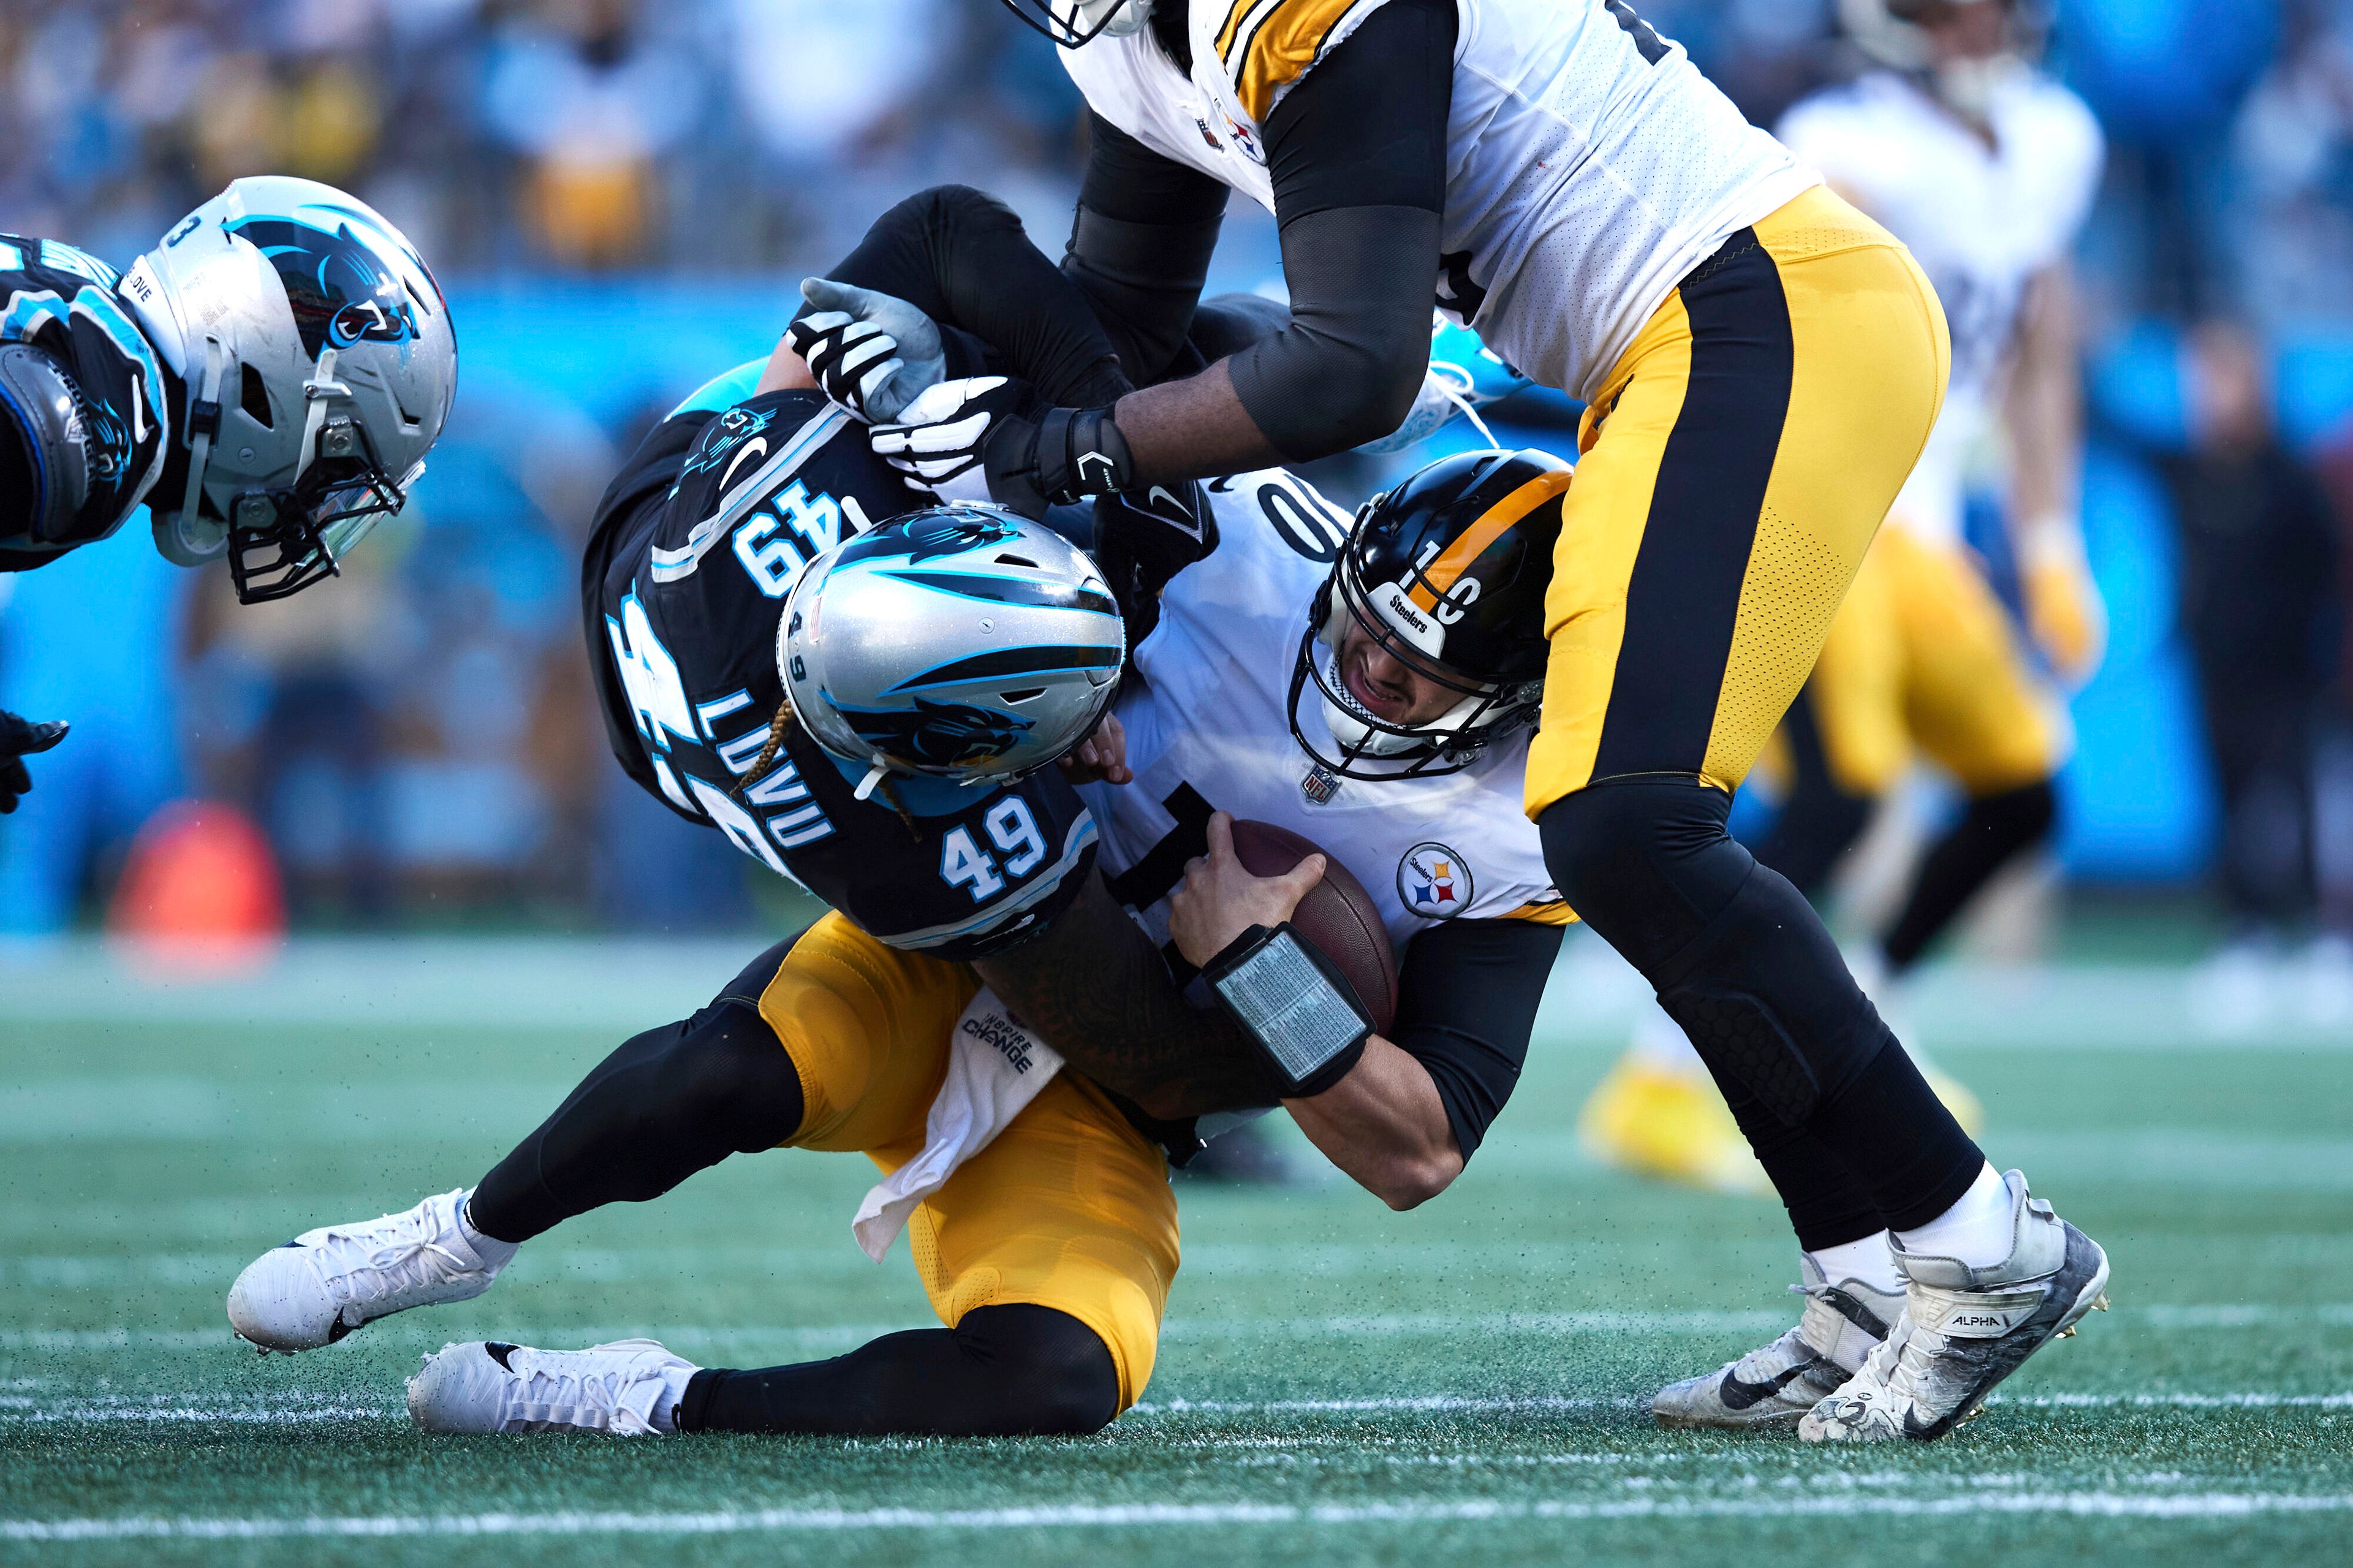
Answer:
[{"left": 1398, "top": 841, "right": 1472, "bottom": 920}]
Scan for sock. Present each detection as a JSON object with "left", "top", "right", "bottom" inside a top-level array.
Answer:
[
  {"left": 650, "top": 1358, "right": 701, "bottom": 1434},
  {"left": 1809, "top": 1233, "right": 1903, "bottom": 1295},
  {"left": 457, "top": 1191, "right": 521, "bottom": 1271},
  {"left": 1892, "top": 1162, "right": 2013, "bottom": 1270}
]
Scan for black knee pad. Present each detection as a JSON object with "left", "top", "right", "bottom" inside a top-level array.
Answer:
[
  {"left": 1542, "top": 778, "right": 1889, "bottom": 1124},
  {"left": 1539, "top": 777, "right": 1755, "bottom": 972},
  {"left": 650, "top": 999, "right": 805, "bottom": 1157},
  {"left": 953, "top": 1305, "right": 1120, "bottom": 1435}
]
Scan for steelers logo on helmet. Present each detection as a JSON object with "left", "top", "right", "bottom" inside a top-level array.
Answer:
[
  {"left": 1289, "top": 448, "right": 1571, "bottom": 781},
  {"left": 1398, "top": 843, "right": 1474, "bottom": 921}
]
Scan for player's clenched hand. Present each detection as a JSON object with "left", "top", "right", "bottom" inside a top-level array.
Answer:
[
  {"left": 869, "top": 376, "right": 1038, "bottom": 506},
  {"left": 872, "top": 378, "right": 1135, "bottom": 519},
  {"left": 787, "top": 278, "right": 947, "bottom": 424},
  {"left": 1057, "top": 711, "right": 1131, "bottom": 787},
  {"left": 0, "top": 710, "right": 68, "bottom": 814},
  {"left": 1169, "top": 811, "right": 1327, "bottom": 968},
  {"left": 2019, "top": 523, "right": 2107, "bottom": 686}
]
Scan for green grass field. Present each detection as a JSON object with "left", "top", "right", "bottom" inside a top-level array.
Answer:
[{"left": 3, "top": 936, "right": 2351, "bottom": 1565}]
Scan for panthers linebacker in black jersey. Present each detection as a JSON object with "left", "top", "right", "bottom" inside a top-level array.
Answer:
[{"left": 0, "top": 175, "right": 453, "bottom": 811}]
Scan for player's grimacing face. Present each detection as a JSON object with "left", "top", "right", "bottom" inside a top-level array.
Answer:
[{"left": 1335, "top": 616, "right": 1463, "bottom": 729}]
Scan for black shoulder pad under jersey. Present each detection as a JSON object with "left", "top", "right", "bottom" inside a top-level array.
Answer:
[{"left": 580, "top": 388, "right": 1097, "bottom": 961}]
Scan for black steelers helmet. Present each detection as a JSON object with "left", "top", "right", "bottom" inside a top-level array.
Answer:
[{"left": 1289, "top": 448, "right": 1571, "bottom": 779}]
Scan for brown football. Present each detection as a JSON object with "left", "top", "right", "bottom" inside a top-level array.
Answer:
[{"left": 1227, "top": 819, "right": 1400, "bottom": 1035}]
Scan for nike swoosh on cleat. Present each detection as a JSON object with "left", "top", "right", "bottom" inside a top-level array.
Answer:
[
  {"left": 1717, "top": 1360, "right": 1818, "bottom": 1411},
  {"left": 485, "top": 1343, "right": 519, "bottom": 1371}
]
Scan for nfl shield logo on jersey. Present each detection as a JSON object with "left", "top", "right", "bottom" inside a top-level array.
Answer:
[{"left": 1398, "top": 842, "right": 1472, "bottom": 919}]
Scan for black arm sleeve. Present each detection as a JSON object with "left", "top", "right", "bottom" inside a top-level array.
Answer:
[
  {"left": 1389, "top": 916, "right": 1562, "bottom": 1161},
  {"left": 818, "top": 186, "right": 1133, "bottom": 407},
  {"left": 1063, "top": 115, "right": 1230, "bottom": 385},
  {"left": 1229, "top": 0, "right": 1455, "bottom": 459}
]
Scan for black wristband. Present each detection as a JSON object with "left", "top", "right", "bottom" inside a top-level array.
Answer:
[
  {"left": 1202, "top": 923, "right": 1371, "bottom": 1098},
  {"left": 1034, "top": 406, "right": 1134, "bottom": 504}
]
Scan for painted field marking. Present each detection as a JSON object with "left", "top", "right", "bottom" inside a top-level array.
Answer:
[
  {"left": 8, "top": 1304, "right": 2353, "bottom": 1356},
  {"left": 7, "top": 1492, "right": 2353, "bottom": 1539},
  {"left": 8, "top": 1390, "right": 2351, "bottom": 1426}
]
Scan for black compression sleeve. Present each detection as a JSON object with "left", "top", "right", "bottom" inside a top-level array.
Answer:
[
  {"left": 1229, "top": 0, "right": 1455, "bottom": 457},
  {"left": 1064, "top": 115, "right": 1229, "bottom": 383},
  {"left": 677, "top": 1304, "right": 1118, "bottom": 1436},
  {"left": 1389, "top": 917, "right": 1562, "bottom": 1160},
  {"left": 819, "top": 186, "right": 1132, "bottom": 406}
]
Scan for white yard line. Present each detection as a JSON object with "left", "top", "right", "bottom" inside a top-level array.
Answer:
[
  {"left": 12, "top": 1389, "right": 2351, "bottom": 1426},
  {"left": 9, "top": 1304, "right": 2352, "bottom": 1355},
  {"left": 6, "top": 1492, "right": 2353, "bottom": 1539}
]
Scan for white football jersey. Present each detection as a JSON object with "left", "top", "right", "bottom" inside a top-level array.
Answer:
[
  {"left": 1777, "top": 70, "right": 2104, "bottom": 544},
  {"left": 1077, "top": 466, "right": 1568, "bottom": 956},
  {"left": 1061, "top": 0, "right": 1817, "bottom": 401}
]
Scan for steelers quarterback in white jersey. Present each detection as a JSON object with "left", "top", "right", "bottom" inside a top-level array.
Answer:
[
  {"left": 1583, "top": 0, "right": 2106, "bottom": 1203},
  {"left": 1080, "top": 450, "right": 1572, "bottom": 1189}
]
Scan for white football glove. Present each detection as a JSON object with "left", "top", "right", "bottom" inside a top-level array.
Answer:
[
  {"left": 786, "top": 278, "right": 948, "bottom": 424},
  {"left": 869, "top": 376, "right": 1034, "bottom": 504}
]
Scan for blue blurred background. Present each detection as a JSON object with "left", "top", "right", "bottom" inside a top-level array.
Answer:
[{"left": 9, "top": 0, "right": 2353, "bottom": 944}]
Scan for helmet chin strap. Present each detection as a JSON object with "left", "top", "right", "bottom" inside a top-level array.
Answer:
[{"left": 155, "top": 334, "right": 229, "bottom": 566}]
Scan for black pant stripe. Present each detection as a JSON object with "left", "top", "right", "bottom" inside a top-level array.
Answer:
[{"left": 1591, "top": 232, "right": 1797, "bottom": 782}]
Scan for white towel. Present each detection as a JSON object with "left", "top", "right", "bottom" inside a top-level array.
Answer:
[{"left": 852, "top": 987, "right": 1064, "bottom": 1262}]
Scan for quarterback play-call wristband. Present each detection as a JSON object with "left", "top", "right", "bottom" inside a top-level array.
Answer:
[{"left": 1202, "top": 923, "right": 1371, "bottom": 1098}]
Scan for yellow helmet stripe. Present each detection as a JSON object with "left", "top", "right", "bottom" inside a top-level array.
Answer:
[{"left": 1406, "top": 468, "right": 1573, "bottom": 612}]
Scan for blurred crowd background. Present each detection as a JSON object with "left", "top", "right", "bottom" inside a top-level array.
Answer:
[{"left": 9, "top": 0, "right": 2353, "bottom": 979}]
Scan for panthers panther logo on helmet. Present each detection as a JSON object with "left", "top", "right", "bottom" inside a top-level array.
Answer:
[
  {"left": 837, "top": 509, "right": 1025, "bottom": 568},
  {"left": 224, "top": 206, "right": 439, "bottom": 358},
  {"left": 843, "top": 697, "right": 1036, "bottom": 771}
]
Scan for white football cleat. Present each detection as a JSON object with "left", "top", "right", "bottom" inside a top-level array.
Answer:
[
  {"left": 1653, "top": 1252, "right": 1904, "bottom": 1430},
  {"left": 407, "top": 1339, "right": 699, "bottom": 1435},
  {"left": 227, "top": 1189, "right": 508, "bottom": 1352},
  {"left": 1798, "top": 1170, "right": 2112, "bottom": 1442}
]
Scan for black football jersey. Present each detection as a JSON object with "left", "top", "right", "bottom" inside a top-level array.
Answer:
[
  {"left": 0, "top": 236, "right": 172, "bottom": 568},
  {"left": 582, "top": 386, "right": 1099, "bottom": 961}
]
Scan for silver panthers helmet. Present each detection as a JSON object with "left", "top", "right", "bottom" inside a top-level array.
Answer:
[
  {"left": 119, "top": 176, "right": 455, "bottom": 602},
  {"left": 779, "top": 505, "right": 1124, "bottom": 794}
]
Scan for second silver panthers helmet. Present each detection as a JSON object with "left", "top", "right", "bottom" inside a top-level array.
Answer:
[
  {"left": 779, "top": 506, "right": 1125, "bottom": 792},
  {"left": 120, "top": 176, "right": 456, "bottom": 602}
]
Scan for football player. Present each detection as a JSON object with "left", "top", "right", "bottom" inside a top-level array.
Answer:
[
  {"left": 1586, "top": 0, "right": 2097, "bottom": 1217},
  {"left": 222, "top": 194, "right": 1575, "bottom": 1437},
  {"left": 0, "top": 176, "right": 455, "bottom": 812},
  {"left": 844, "top": 0, "right": 2110, "bottom": 1443}
]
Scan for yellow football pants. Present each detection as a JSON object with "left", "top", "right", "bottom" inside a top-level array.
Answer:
[
  {"left": 1526, "top": 184, "right": 1951, "bottom": 813},
  {"left": 756, "top": 912, "right": 1180, "bottom": 1411},
  {"left": 1794, "top": 522, "right": 2065, "bottom": 799}
]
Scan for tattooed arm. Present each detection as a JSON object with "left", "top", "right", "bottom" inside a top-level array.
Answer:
[{"left": 974, "top": 872, "right": 1276, "bottom": 1121}]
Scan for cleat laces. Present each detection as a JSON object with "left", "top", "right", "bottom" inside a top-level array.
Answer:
[
  {"left": 301, "top": 1192, "right": 481, "bottom": 1320},
  {"left": 496, "top": 1341, "right": 677, "bottom": 1434}
]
